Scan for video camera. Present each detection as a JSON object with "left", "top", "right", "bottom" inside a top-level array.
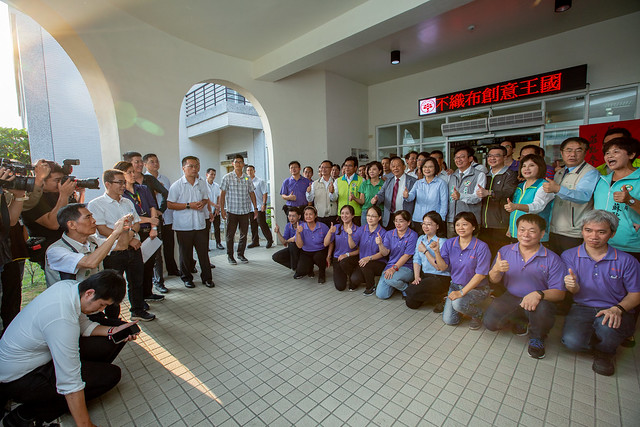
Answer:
[
  {"left": 0, "top": 158, "right": 36, "bottom": 192},
  {"left": 59, "top": 159, "right": 100, "bottom": 190}
]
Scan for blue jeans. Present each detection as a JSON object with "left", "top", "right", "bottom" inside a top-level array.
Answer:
[
  {"left": 562, "top": 304, "right": 636, "bottom": 355},
  {"left": 376, "top": 266, "right": 413, "bottom": 299},
  {"left": 442, "top": 282, "right": 490, "bottom": 325}
]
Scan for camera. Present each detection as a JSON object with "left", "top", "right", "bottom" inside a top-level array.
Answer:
[
  {"left": 0, "top": 158, "right": 35, "bottom": 175},
  {"left": 0, "top": 176, "right": 36, "bottom": 192},
  {"left": 58, "top": 159, "right": 100, "bottom": 190}
]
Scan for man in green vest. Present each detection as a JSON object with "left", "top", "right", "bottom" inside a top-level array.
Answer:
[{"left": 335, "top": 156, "right": 364, "bottom": 225}]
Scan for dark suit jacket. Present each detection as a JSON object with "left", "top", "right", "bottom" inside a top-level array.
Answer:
[{"left": 374, "top": 174, "right": 417, "bottom": 227}]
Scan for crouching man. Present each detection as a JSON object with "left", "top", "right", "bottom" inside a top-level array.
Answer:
[
  {"left": 561, "top": 210, "right": 640, "bottom": 376},
  {"left": 484, "top": 214, "right": 566, "bottom": 359},
  {"left": 0, "top": 270, "right": 139, "bottom": 426}
]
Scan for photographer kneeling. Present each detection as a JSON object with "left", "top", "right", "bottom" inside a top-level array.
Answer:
[{"left": 0, "top": 270, "right": 140, "bottom": 426}]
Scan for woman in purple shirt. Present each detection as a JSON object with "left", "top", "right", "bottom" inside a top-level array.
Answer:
[
  {"left": 375, "top": 210, "right": 418, "bottom": 300},
  {"left": 272, "top": 207, "right": 302, "bottom": 270},
  {"left": 432, "top": 211, "right": 491, "bottom": 329},
  {"left": 295, "top": 206, "right": 330, "bottom": 283},
  {"left": 348, "top": 206, "right": 387, "bottom": 295},
  {"left": 324, "top": 205, "right": 359, "bottom": 291}
]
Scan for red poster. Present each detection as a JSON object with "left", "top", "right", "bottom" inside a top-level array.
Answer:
[{"left": 579, "top": 119, "right": 640, "bottom": 166}]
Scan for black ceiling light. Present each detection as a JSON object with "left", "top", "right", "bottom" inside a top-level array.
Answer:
[
  {"left": 390, "top": 50, "right": 400, "bottom": 65},
  {"left": 555, "top": 0, "right": 571, "bottom": 12}
]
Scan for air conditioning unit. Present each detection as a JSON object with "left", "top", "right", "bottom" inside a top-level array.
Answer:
[
  {"left": 441, "top": 118, "right": 488, "bottom": 137},
  {"left": 489, "top": 110, "right": 544, "bottom": 131}
]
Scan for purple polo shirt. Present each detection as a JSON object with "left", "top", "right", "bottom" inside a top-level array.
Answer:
[
  {"left": 299, "top": 221, "right": 329, "bottom": 252},
  {"left": 280, "top": 176, "right": 312, "bottom": 207},
  {"left": 123, "top": 183, "right": 158, "bottom": 230},
  {"left": 440, "top": 237, "right": 491, "bottom": 286},
  {"left": 561, "top": 244, "right": 640, "bottom": 309},
  {"left": 382, "top": 228, "right": 418, "bottom": 270},
  {"left": 495, "top": 243, "right": 565, "bottom": 298},
  {"left": 329, "top": 224, "right": 358, "bottom": 257},
  {"left": 283, "top": 222, "right": 297, "bottom": 241},
  {"left": 353, "top": 224, "right": 386, "bottom": 259}
]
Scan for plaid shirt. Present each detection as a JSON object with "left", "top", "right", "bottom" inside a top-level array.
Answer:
[{"left": 220, "top": 171, "right": 256, "bottom": 215}]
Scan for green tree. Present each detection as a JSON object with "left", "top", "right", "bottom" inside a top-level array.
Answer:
[{"left": 0, "top": 127, "right": 31, "bottom": 164}]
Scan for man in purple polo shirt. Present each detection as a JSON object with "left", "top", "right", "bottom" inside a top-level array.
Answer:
[
  {"left": 280, "top": 161, "right": 311, "bottom": 216},
  {"left": 561, "top": 210, "right": 640, "bottom": 376},
  {"left": 484, "top": 214, "right": 566, "bottom": 359}
]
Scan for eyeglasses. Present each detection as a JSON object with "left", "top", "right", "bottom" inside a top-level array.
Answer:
[
  {"left": 486, "top": 154, "right": 503, "bottom": 158},
  {"left": 422, "top": 222, "right": 435, "bottom": 226},
  {"left": 108, "top": 180, "right": 126, "bottom": 185},
  {"left": 562, "top": 149, "right": 585, "bottom": 154},
  {"left": 184, "top": 164, "right": 200, "bottom": 169}
]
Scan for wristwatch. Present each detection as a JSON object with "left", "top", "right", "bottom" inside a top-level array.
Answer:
[
  {"left": 186, "top": 202, "right": 191, "bottom": 209},
  {"left": 629, "top": 198, "right": 636, "bottom": 206}
]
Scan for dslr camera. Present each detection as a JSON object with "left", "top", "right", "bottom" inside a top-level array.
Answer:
[
  {"left": 0, "top": 158, "right": 36, "bottom": 192},
  {"left": 59, "top": 159, "right": 100, "bottom": 190}
]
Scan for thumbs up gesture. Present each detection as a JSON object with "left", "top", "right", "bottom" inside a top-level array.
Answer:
[
  {"left": 613, "top": 185, "right": 632, "bottom": 204},
  {"left": 345, "top": 225, "right": 353, "bottom": 236},
  {"left": 493, "top": 252, "right": 510, "bottom": 273},
  {"left": 375, "top": 232, "right": 382, "bottom": 245},
  {"left": 504, "top": 198, "right": 516, "bottom": 213},
  {"left": 564, "top": 268, "right": 580, "bottom": 293},
  {"left": 429, "top": 240, "right": 440, "bottom": 253},
  {"left": 289, "top": 191, "right": 296, "bottom": 201},
  {"left": 451, "top": 186, "right": 460, "bottom": 201},
  {"left": 476, "top": 184, "right": 489, "bottom": 198},
  {"left": 306, "top": 183, "right": 312, "bottom": 193},
  {"left": 274, "top": 223, "right": 280, "bottom": 234},
  {"left": 296, "top": 223, "right": 303, "bottom": 233},
  {"left": 328, "top": 182, "right": 334, "bottom": 193},
  {"left": 542, "top": 177, "right": 560, "bottom": 194},
  {"left": 403, "top": 187, "right": 409, "bottom": 199},
  {"left": 329, "top": 222, "right": 336, "bottom": 233}
]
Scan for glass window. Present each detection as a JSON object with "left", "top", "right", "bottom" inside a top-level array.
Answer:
[
  {"left": 545, "top": 97, "right": 584, "bottom": 128},
  {"left": 589, "top": 87, "right": 637, "bottom": 123},
  {"left": 543, "top": 130, "right": 579, "bottom": 167},
  {"left": 378, "top": 147, "right": 398, "bottom": 160},
  {"left": 422, "top": 118, "right": 445, "bottom": 140},
  {"left": 399, "top": 122, "right": 420, "bottom": 151},
  {"left": 378, "top": 126, "right": 397, "bottom": 147}
]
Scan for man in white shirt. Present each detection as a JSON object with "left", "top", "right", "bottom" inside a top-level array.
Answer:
[
  {"left": 405, "top": 151, "right": 419, "bottom": 178},
  {"left": 305, "top": 160, "right": 338, "bottom": 227},
  {"left": 167, "top": 156, "right": 214, "bottom": 288},
  {"left": 0, "top": 270, "right": 139, "bottom": 427},
  {"left": 247, "top": 165, "right": 273, "bottom": 249},
  {"left": 88, "top": 169, "right": 155, "bottom": 321},
  {"left": 205, "top": 168, "right": 225, "bottom": 250}
]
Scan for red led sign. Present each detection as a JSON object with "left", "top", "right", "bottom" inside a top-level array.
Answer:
[{"left": 418, "top": 64, "right": 587, "bottom": 116}]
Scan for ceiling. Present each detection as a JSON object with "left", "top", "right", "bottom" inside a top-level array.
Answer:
[{"left": 10, "top": 0, "right": 640, "bottom": 85}]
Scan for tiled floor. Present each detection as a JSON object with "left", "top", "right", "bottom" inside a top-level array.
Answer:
[{"left": 62, "top": 246, "right": 640, "bottom": 426}]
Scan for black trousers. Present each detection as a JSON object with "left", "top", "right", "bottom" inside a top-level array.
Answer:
[
  {"left": 484, "top": 291, "right": 557, "bottom": 340},
  {"left": 295, "top": 248, "right": 328, "bottom": 277},
  {"left": 272, "top": 244, "right": 300, "bottom": 270},
  {"left": 1, "top": 260, "right": 25, "bottom": 328},
  {"left": 333, "top": 256, "right": 359, "bottom": 291},
  {"left": 226, "top": 213, "right": 249, "bottom": 257},
  {"left": 0, "top": 336, "right": 125, "bottom": 423},
  {"left": 548, "top": 232, "right": 582, "bottom": 255},
  {"left": 317, "top": 216, "right": 337, "bottom": 228},
  {"left": 478, "top": 227, "right": 510, "bottom": 261},
  {"left": 161, "top": 222, "right": 180, "bottom": 275},
  {"left": 405, "top": 273, "right": 450, "bottom": 309},
  {"left": 351, "top": 260, "right": 385, "bottom": 289},
  {"left": 209, "top": 215, "right": 222, "bottom": 245},
  {"left": 250, "top": 210, "right": 273, "bottom": 245},
  {"left": 176, "top": 229, "right": 212, "bottom": 283},
  {"left": 103, "top": 249, "right": 145, "bottom": 314}
]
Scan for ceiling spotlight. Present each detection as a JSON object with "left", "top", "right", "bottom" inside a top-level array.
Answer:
[
  {"left": 391, "top": 50, "right": 400, "bottom": 65},
  {"left": 555, "top": 0, "right": 571, "bottom": 12}
]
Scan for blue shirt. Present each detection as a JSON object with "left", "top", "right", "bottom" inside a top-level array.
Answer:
[
  {"left": 353, "top": 224, "right": 386, "bottom": 259},
  {"left": 440, "top": 237, "right": 491, "bottom": 286},
  {"left": 495, "top": 243, "right": 565, "bottom": 298},
  {"left": 329, "top": 224, "right": 358, "bottom": 257},
  {"left": 283, "top": 222, "right": 297, "bottom": 241},
  {"left": 562, "top": 244, "right": 640, "bottom": 309},
  {"left": 299, "top": 222, "right": 329, "bottom": 252},
  {"left": 405, "top": 177, "right": 448, "bottom": 222},
  {"left": 382, "top": 228, "right": 418, "bottom": 270},
  {"left": 556, "top": 166, "right": 599, "bottom": 203},
  {"left": 280, "top": 176, "right": 312, "bottom": 207},
  {"left": 413, "top": 235, "right": 449, "bottom": 276}
]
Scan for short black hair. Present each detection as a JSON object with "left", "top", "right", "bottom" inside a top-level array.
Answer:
[
  {"left": 422, "top": 157, "right": 440, "bottom": 175},
  {"left": 519, "top": 154, "right": 547, "bottom": 180},
  {"left": 233, "top": 154, "right": 244, "bottom": 162},
  {"left": 79, "top": 269, "right": 126, "bottom": 304},
  {"left": 182, "top": 156, "right": 199, "bottom": 166},
  {"left": 303, "top": 166, "right": 313, "bottom": 173},
  {"left": 423, "top": 211, "right": 447, "bottom": 238},
  {"left": 602, "top": 137, "right": 640, "bottom": 161},
  {"left": 453, "top": 211, "right": 478, "bottom": 234},
  {"left": 246, "top": 165, "right": 255, "bottom": 170},
  {"left": 430, "top": 150, "right": 444, "bottom": 158},
  {"left": 404, "top": 151, "right": 418, "bottom": 160},
  {"left": 206, "top": 168, "right": 216, "bottom": 174},
  {"left": 520, "top": 144, "right": 544, "bottom": 157},
  {"left": 45, "top": 161, "right": 64, "bottom": 176},
  {"left": 122, "top": 151, "right": 142, "bottom": 162},
  {"left": 57, "top": 203, "right": 87, "bottom": 232},
  {"left": 516, "top": 213, "right": 547, "bottom": 232},
  {"left": 289, "top": 160, "right": 301, "bottom": 168},
  {"left": 142, "top": 153, "right": 157, "bottom": 162},
  {"left": 603, "top": 127, "right": 631, "bottom": 140},
  {"left": 344, "top": 156, "right": 359, "bottom": 168},
  {"left": 103, "top": 169, "right": 124, "bottom": 184},
  {"left": 454, "top": 146, "right": 475, "bottom": 157},
  {"left": 488, "top": 145, "right": 508, "bottom": 156},
  {"left": 560, "top": 137, "right": 589, "bottom": 151}
]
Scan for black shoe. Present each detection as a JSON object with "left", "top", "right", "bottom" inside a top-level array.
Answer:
[
  {"left": 363, "top": 287, "right": 375, "bottom": 295},
  {"left": 144, "top": 293, "right": 165, "bottom": 302},
  {"left": 511, "top": 322, "right": 529, "bottom": 336},
  {"left": 184, "top": 281, "right": 195, "bottom": 288},
  {"left": 204, "top": 280, "right": 215, "bottom": 288},
  {"left": 593, "top": 352, "right": 615, "bottom": 376},
  {"left": 293, "top": 273, "right": 304, "bottom": 279},
  {"left": 154, "top": 284, "right": 170, "bottom": 294},
  {"left": 433, "top": 300, "right": 445, "bottom": 313},
  {"left": 348, "top": 284, "right": 357, "bottom": 291},
  {"left": 211, "top": 264, "right": 216, "bottom": 269},
  {"left": 228, "top": 256, "right": 237, "bottom": 265},
  {"left": 528, "top": 338, "right": 545, "bottom": 359},
  {"left": 307, "top": 271, "right": 315, "bottom": 278},
  {"left": 266, "top": 241, "right": 274, "bottom": 249},
  {"left": 318, "top": 274, "right": 326, "bottom": 284},
  {"left": 143, "top": 302, "right": 150, "bottom": 310},
  {"left": 167, "top": 270, "right": 180, "bottom": 276},
  {"left": 216, "top": 244, "right": 225, "bottom": 250},
  {"left": 131, "top": 310, "right": 156, "bottom": 321},
  {"left": 247, "top": 243, "right": 260, "bottom": 248},
  {"left": 621, "top": 336, "right": 636, "bottom": 348},
  {"left": 238, "top": 255, "right": 249, "bottom": 264}
]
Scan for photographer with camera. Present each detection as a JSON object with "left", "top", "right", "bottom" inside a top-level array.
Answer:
[{"left": 21, "top": 162, "right": 80, "bottom": 268}]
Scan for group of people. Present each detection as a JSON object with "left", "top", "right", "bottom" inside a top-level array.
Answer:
[{"left": 272, "top": 129, "right": 640, "bottom": 378}]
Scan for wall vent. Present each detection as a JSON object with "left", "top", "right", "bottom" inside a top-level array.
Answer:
[
  {"left": 489, "top": 110, "right": 544, "bottom": 131},
  {"left": 441, "top": 118, "right": 488, "bottom": 137}
]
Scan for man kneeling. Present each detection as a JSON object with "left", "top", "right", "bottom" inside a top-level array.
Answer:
[
  {"left": 484, "top": 214, "right": 566, "bottom": 359},
  {"left": 0, "top": 270, "right": 139, "bottom": 426},
  {"left": 561, "top": 210, "right": 640, "bottom": 376}
]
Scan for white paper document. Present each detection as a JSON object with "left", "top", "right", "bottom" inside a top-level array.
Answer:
[{"left": 141, "top": 237, "right": 162, "bottom": 263}]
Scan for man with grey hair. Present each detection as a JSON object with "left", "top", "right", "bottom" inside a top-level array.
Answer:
[{"left": 561, "top": 210, "right": 640, "bottom": 376}]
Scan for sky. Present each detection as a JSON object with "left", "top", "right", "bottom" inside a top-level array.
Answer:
[{"left": 0, "top": 3, "right": 23, "bottom": 129}]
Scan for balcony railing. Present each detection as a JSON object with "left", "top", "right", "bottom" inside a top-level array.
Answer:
[{"left": 185, "top": 84, "right": 252, "bottom": 117}]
